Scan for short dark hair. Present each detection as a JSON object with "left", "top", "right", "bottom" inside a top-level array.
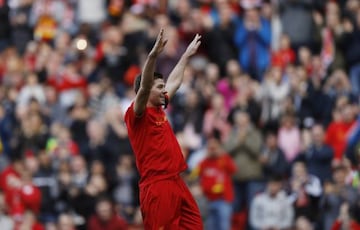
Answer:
[{"left": 134, "top": 72, "right": 164, "bottom": 94}]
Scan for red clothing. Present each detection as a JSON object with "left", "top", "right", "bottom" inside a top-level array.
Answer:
[
  {"left": 325, "top": 121, "right": 355, "bottom": 160},
  {"left": 87, "top": 215, "right": 128, "bottom": 230},
  {"left": 0, "top": 166, "right": 41, "bottom": 216},
  {"left": 125, "top": 103, "right": 203, "bottom": 229},
  {"left": 199, "top": 154, "right": 237, "bottom": 202},
  {"left": 0, "top": 166, "right": 20, "bottom": 192},
  {"left": 0, "top": 166, "right": 22, "bottom": 214},
  {"left": 47, "top": 74, "right": 87, "bottom": 93},
  {"left": 124, "top": 103, "right": 187, "bottom": 186},
  {"left": 271, "top": 48, "right": 296, "bottom": 70},
  {"left": 140, "top": 175, "right": 203, "bottom": 229},
  {"left": 332, "top": 220, "right": 360, "bottom": 230}
]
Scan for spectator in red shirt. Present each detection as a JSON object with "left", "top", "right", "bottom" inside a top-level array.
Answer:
[
  {"left": 325, "top": 103, "right": 356, "bottom": 165},
  {"left": 87, "top": 196, "right": 128, "bottom": 230},
  {"left": 197, "top": 130, "right": 237, "bottom": 230},
  {"left": 271, "top": 34, "right": 296, "bottom": 70},
  {"left": 332, "top": 202, "right": 360, "bottom": 230}
]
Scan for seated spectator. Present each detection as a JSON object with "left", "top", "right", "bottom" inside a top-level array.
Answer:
[
  {"left": 250, "top": 175, "right": 294, "bottom": 230},
  {"left": 87, "top": 196, "right": 128, "bottom": 230}
]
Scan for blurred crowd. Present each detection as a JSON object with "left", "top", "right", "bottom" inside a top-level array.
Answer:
[{"left": 0, "top": 0, "right": 360, "bottom": 229}]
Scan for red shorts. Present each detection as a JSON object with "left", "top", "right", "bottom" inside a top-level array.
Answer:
[{"left": 140, "top": 175, "right": 203, "bottom": 230}]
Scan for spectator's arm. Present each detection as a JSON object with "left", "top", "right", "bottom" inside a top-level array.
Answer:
[
  {"left": 223, "top": 130, "right": 241, "bottom": 155},
  {"left": 305, "top": 176, "right": 322, "bottom": 197},
  {"left": 234, "top": 19, "right": 249, "bottom": 47},
  {"left": 249, "top": 197, "right": 265, "bottom": 229},
  {"left": 256, "top": 19, "right": 271, "bottom": 47},
  {"left": 240, "top": 131, "right": 262, "bottom": 159}
]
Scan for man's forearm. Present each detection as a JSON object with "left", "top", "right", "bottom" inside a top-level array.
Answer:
[
  {"left": 141, "top": 53, "right": 158, "bottom": 91},
  {"left": 165, "top": 54, "right": 190, "bottom": 98}
]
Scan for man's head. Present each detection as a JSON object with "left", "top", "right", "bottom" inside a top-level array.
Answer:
[
  {"left": 265, "top": 131, "right": 278, "bottom": 150},
  {"left": 95, "top": 196, "right": 114, "bottom": 222},
  {"left": 311, "top": 124, "right": 325, "bottom": 146},
  {"left": 206, "top": 129, "right": 222, "bottom": 158},
  {"left": 134, "top": 72, "right": 168, "bottom": 108},
  {"left": 267, "top": 175, "right": 283, "bottom": 197}
]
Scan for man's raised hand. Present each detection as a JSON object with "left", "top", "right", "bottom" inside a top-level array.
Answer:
[
  {"left": 184, "top": 34, "right": 202, "bottom": 58},
  {"left": 150, "top": 29, "right": 168, "bottom": 57}
]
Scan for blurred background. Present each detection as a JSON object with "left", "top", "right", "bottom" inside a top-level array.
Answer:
[{"left": 0, "top": 0, "right": 359, "bottom": 229}]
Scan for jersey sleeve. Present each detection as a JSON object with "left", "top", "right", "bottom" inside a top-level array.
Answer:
[{"left": 124, "top": 102, "right": 145, "bottom": 129}]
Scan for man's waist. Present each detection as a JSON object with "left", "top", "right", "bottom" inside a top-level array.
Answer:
[{"left": 139, "top": 171, "right": 185, "bottom": 188}]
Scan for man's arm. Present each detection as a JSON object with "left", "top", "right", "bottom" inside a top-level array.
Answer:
[
  {"left": 165, "top": 34, "right": 201, "bottom": 99},
  {"left": 134, "top": 29, "right": 167, "bottom": 116}
]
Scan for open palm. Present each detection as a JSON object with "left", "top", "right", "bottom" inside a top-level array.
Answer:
[
  {"left": 151, "top": 29, "right": 168, "bottom": 56},
  {"left": 184, "top": 34, "right": 202, "bottom": 57}
]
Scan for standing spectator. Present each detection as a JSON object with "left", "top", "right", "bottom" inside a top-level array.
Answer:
[
  {"left": 33, "top": 150, "right": 59, "bottom": 224},
  {"left": 204, "top": 1, "right": 237, "bottom": 74},
  {"left": 325, "top": 103, "right": 356, "bottom": 165},
  {"left": 259, "top": 131, "right": 289, "bottom": 178},
  {"left": 9, "top": 0, "right": 33, "bottom": 54},
  {"left": 278, "top": 113, "right": 302, "bottom": 163},
  {"left": 331, "top": 202, "right": 360, "bottom": 230},
  {"left": 271, "top": 33, "right": 296, "bottom": 71},
  {"left": 257, "top": 66, "right": 290, "bottom": 131},
  {"left": 202, "top": 93, "right": 231, "bottom": 142},
  {"left": 297, "top": 124, "right": 334, "bottom": 183},
  {"left": 113, "top": 155, "right": 139, "bottom": 223},
  {"left": 320, "top": 165, "right": 359, "bottom": 230},
  {"left": 343, "top": 8, "right": 360, "bottom": 97},
  {"left": 197, "top": 132, "right": 237, "bottom": 230},
  {"left": 234, "top": 5, "right": 271, "bottom": 81},
  {"left": 288, "top": 161, "right": 322, "bottom": 224},
  {"left": 250, "top": 175, "right": 294, "bottom": 230},
  {"left": 223, "top": 109, "right": 264, "bottom": 214},
  {"left": 17, "top": 73, "right": 46, "bottom": 107},
  {"left": 216, "top": 59, "right": 242, "bottom": 113},
  {"left": 87, "top": 196, "right": 128, "bottom": 230}
]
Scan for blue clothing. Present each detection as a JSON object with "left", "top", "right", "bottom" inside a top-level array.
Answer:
[{"left": 234, "top": 17, "right": 271, "bottom": 81}]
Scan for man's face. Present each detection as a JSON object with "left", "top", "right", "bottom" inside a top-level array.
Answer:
[
  {"left": 268, "top": 181, "right": 282, "bottom": 197},
  {"left": 96, "top": 201, "right": 112, "bottom": 221},
  {"left": 312, "top": 125, "right": 324, "bottom": 146},
  {"left": 149, "top": 78, "right": 167, "bottom": 107}
]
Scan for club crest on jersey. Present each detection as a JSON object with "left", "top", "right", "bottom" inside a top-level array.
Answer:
[{"left": 155, "top": 116, "right": 167, "bottom": 126}]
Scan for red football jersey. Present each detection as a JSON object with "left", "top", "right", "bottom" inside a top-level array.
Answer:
[
  {"left": 199, "top": 154, "right": 236, "bottom": 202},
  {"left": 125, "top": 103, "right": 187, "bottom": 186}
]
